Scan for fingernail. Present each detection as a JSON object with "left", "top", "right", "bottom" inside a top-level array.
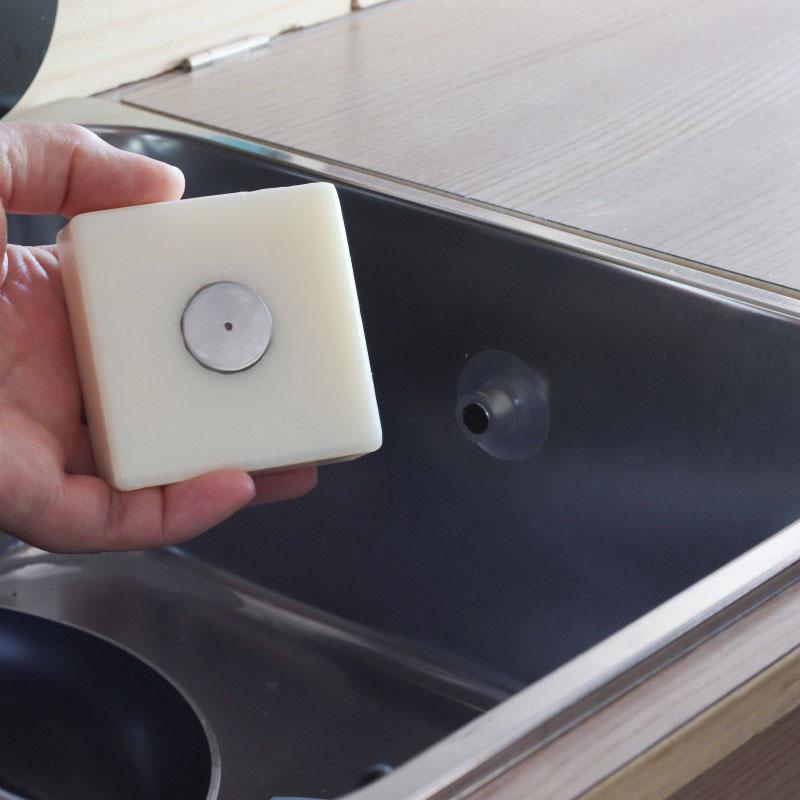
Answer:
[
  {"left": 166, "top": 164, "right": 185, "bottom": 185},
  {"left": 242, "top": 470, "right": 257, "bottom": 499}
]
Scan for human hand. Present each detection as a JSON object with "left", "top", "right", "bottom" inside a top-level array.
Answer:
[{"left": 0, "top": 122, "right": 317, "bottom": 553}]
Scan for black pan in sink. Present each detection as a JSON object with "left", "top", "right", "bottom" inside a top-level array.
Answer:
[{"left": 0, "top": 607, "right": 218, "bottom": 800}]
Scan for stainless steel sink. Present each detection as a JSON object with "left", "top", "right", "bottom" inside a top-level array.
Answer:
[{"left": 5, "top": 119, "right": 800, "bottom": 799}]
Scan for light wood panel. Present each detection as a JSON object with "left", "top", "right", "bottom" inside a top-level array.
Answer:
[
  {"left": 580, "top": 648, "right": 800, "bottom": 800},
  {"left": 667, "top": 702, "right": 800, "bottom": 800},
  {"left": 15, "top": 0, "right": 350, "bottom": 112},
  {"left": 118, "top": 0, "right": 800, "bottom": 289},
  {"left": 460, "top": 576, "right": 800, "bottom": 800}
]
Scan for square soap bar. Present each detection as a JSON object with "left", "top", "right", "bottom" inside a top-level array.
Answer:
[{"left": 57, "top": 183, "right": 382, "bottom": 491}]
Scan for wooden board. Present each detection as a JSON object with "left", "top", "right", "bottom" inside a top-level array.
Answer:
[
  {"left": 117, "top": 0, "right": 800, "bottom": 290},
  {"left": 460, "top": 576, "right": 800, "bottom": 800},
  {"left": 667, "top": 702, "right": 800, "bottom": 800},
  {"left": 14, "top": 0, "right": 350, "bottom": 112},
  {"left": 580, "top": 648, "right": 800, "bottom": 800}
]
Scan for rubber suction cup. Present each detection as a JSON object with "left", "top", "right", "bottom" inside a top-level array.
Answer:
[{"left": 456, "top": 350, "right": 549, "bottom": 460}]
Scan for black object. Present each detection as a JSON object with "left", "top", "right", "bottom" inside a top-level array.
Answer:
[
  {"left": 0, "top": 0, "right": 58, "bottom": 118},
  {"left": 0, "top": 607, "right": 214, "bottom": 800}
]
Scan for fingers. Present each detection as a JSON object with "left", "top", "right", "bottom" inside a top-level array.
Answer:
[
  {"left": 0, "top": 403, "right": 259, "bottom": 552},
  {"left": 0, "top": 122, "right": 184, "bottom": 218},
  {"left": 249, "top": 466, "right": 318, "bottom": 506},
  {"left": 0, "top": 402, "right": 318, "bottom": 552},
  {"left": 23, "top": 468, "right": 256, "bottom": 554},
  {"left": 0, "top": 122, "right": 183, "bottom": 291},
  {"left": 46, "top": 469, "right": 258, "bottom": 553},
  {"left": 43, "top": 466, "right": 318, "bottom": 552}
]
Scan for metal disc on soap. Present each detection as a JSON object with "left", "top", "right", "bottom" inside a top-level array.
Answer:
[{"left": 181, "top": 281, "right": 273, "bottom": 373}]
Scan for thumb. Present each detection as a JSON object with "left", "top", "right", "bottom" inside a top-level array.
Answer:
[{"left": 0, "top": 122, "right": 185, "bottom": 217}]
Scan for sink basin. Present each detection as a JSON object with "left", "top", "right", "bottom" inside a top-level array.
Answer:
[{"left": 5, "top": 119, "right": 800, "bottom": 799}]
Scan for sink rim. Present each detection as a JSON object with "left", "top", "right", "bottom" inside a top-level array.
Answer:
[
  {"left": 81, "top": 106, "right": 800, "bottom": 321},
  {"left": 8, "top": 100, "right": 800, "bottom": 799}
]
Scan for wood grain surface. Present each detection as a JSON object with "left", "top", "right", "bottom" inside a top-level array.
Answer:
[
  {"left": 667, "top": 702, "right": 800, "bottom": 800},
  {"left": 460, "top": 576, "right": 800, "bottom": 800},
  {"left": 579, "top": 647, "right": 800, "bottom": 800},
  {"left": 118, "top": 0, "right": 800, "bottom": 289},
  {"left": 15, "top": 0, "right": 350, "bottom": 112}
]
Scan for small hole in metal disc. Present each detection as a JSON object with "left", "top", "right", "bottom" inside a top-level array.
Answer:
[
  {"left": 224, "top": 322, "right": 233, "bottom": 331},
  {"left": 463, "top": 402, "right": 490, "bottom": 435}
]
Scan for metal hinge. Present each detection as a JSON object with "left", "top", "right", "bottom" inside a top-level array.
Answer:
[{"left": 181, "top": 34, "right": 271, "bottom": 71}]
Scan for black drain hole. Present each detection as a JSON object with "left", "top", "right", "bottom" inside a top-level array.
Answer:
[
  {"left": 356, "top": 763, "right": 393, "bottom": 788},
  {"left": 462, "top": 402, "right": 490, "bottom": 435}
]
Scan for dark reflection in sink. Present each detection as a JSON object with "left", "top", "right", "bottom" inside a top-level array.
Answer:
[
  {"left": 9, "top": 130, "right": 800, "bottom": 682},
  {"left": 7, "top": 127, "right": 800, "bottom": 797}
]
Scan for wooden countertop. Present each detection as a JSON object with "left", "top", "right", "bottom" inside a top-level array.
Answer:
[{"left": 115, "top": 0, "right": 800, "bottom": 291}]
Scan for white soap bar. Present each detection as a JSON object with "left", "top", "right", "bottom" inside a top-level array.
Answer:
[{"left": 57, "top": 183, "right": 382, "bottom": 491}]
